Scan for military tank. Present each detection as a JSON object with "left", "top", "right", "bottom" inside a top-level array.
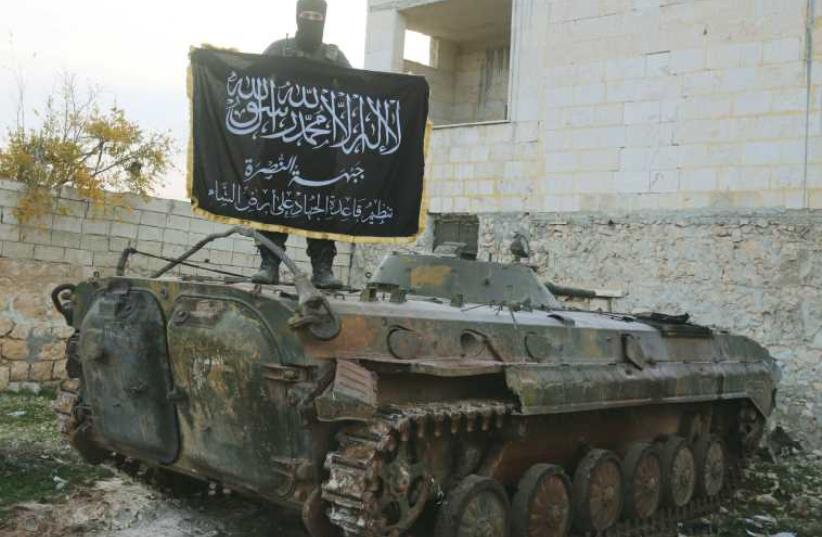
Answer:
[{"left": 52, "top": 227, "right": 780, "bottom": 537}]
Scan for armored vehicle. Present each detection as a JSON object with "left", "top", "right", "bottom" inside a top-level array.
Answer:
[{"left": 52, "top": 228, "right": 780, "bottom": 537}]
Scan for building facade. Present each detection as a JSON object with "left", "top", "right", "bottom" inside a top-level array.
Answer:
[{"left": 359, "top": 0, "right": 822, "bottom": 445}]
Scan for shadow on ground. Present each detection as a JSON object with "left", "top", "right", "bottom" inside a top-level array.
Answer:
[{"left": 1, "top": 391, "right": 820, "bottom": 537}]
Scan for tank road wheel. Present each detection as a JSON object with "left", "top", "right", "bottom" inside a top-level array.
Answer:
[
  {"left": 511, "top": 464, "right": 572, "bottom": 537},
  {"left": 621, "top": 443, "right": 662, "bottom": 521},
  {"left": 694, "top": 435, "right": 726, "bottom": 499},
  {"left": 661, "top": 436, "right": 696, "bottom": 508},
  {"left": 434, "top": 475, "right": 510, "bottom": 537},
  {"left": 379, "top": 440, "right": 432, "bottom": 535},
  {"left": 572, "top": 449, "right": 622, "bottom": 533}
]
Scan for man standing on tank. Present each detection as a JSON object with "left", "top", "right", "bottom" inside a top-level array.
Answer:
[{"left": 252, "top": 0, "right": 350, "bottom": 289}]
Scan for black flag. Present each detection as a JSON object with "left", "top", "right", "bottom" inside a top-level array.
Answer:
[{"left": 188, "top": 47, "right": 430, "bottom": 243}]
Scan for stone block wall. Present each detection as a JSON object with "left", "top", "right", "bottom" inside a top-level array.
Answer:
[
  {"left": 0, "top": 179, "right": 353, "bottom": 390},
  {"left": 369, "top": 0, "right": 822, "bottom": 213},
  {"left": 351, "top": 208, "right": 822, "bottom": 447}
]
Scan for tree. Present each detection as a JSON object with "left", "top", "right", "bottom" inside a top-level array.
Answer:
[{"left": 0, "top": 75, "right": 174, "bottom": 224}]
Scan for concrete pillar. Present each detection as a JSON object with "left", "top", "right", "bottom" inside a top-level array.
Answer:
[
  {"left": 509, "top": 0, "right": 548, "bottom": 121},
  {"left": 364, "top": 8, "right": 407, "bottom": 72}
]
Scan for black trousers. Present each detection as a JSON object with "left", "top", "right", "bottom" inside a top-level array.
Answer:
[{"left": 259, "top": 231, "right": 337, "bottom": 259}]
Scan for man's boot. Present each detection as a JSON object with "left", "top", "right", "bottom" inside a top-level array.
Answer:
[
  {"left": 252, "top": 231, "right": 288, "bottom": 284},
  {"left": 251, "top": 245, "right": 281, "bottom": 284},
  {"left": 308, "top": 239, "right": 342, "bottom": 290}
]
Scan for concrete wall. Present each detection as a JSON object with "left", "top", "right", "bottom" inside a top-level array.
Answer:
[
  {"left": 452, "top": 44, "right": 511, "bottom": 123},
  {"left": 369, "top": 0, "right": 822, "bottom": 212},
  {"left": 403, "top": 38, "right": 510, "bottom": 125},
  {"left": 0, "top": 179, "right": 353, "bottom": 391}
]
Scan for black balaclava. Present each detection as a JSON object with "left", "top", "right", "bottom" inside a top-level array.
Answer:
[{"left": 295, "top": 0, "right": 327, "bottom": 53}]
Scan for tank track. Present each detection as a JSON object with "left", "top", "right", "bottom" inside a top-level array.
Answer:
[
  {"left": 322, "top": 400, "right": 513, "bottom": 537},
  {"left": 53, "top": 378, "right": 82, "bottom": 439},
  {"left": 322, "top": 401, "right": 741, "bottom": 537}
]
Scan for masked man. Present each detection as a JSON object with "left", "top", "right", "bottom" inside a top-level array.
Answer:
[{"left": 252, "top": 0, "right": 350, "bottom": 289}]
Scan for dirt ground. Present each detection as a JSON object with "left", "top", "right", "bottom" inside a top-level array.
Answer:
[{"left": 1, "top": 390, "right": 820, "bottom": 537}]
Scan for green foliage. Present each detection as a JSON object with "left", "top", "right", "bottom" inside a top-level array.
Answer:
[
  {"left": 0, "top": 390, "right": 112, "bottom": 517},
  {"left": 0, "top": 75, "right": 174, "bottom": 224}
]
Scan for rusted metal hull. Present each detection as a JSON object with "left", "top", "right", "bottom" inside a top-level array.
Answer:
[{"left": 55, "top": 254, "right": 780, "bottom": 535}]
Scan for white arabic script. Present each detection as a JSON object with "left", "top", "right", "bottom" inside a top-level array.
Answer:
[
  {"left": 208, "top": 180, "right": 396, "bottom": 225},
  {"left": 225, "top": 72, "right": 403, "bottom": 156},
  {"left": 243, "top": 156, "right": 366, "bottom": 189}
]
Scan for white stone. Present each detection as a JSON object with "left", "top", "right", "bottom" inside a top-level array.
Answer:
[
  {"left": 669, "top": 49, "right": 705, "bottom": 74},
  {"left": 613, "top": 171, "right": 649, "bottom": 193},
  {"left": 645, "top": 51, "right": 671, "bottom": 77},
  {"left": 679, "top": 169, "right": 718, "bottom": 191},
  {"left": 734, "top": 92, "right": 772, "bottom": 115},
  {"left": 763, "top": 38, "right": 802, "bottom": 64},
  {"left": 624, "top": 100, "right": 662, "bottom": 124},
  {"left": 111, "top": 222, "right": 138, "bottom": 239},
  {"left": 605, "top": 57, "right": 646, "bottom": 80}
]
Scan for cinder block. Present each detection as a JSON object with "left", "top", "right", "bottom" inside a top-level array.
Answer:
[
  {"left": 109, "top": 237, "right": 131, "bottom": 253},
  {"left": 717, "top": 167, "right": 770, "bottom": 191},
  {"left": 614, "top": 171, "right": 649, "bottom": 193},
  {"left": 683, "top": 71, "right": 721, "bottom": 96},
  {"left": 52, "top": 216, "right": 82, "bottom": 234},
  {"left": 64, "top": 248, "right": 92, "bottom": 266},
  {"left": 233, "top": 238, "right": 258, "bottom": 255},
  {"left": 619, "top": 148, "right": 653, "bottom": 170},
  {"left": 231, "top": 252, "right": 257, "bottom": 268},
  {"left": 0, "top": 179, "right": 25, "bottom": 192},
  {"left": 645, "top": 51, "right": 670, "bottom": 77},
  {"left": 92, "top": 251, "right": 122, "bottom": 268},
  {"left": 138, "top": 225, "right": 164, "bottom": 242},
  {"left": 743, "top": 142, "right": 781, "bottom": 165},
  {"left": 0, "top": 188, "right": 21, "bottom": 208},
  {"left": 129, "top": 195, "right": 173, "bottom": 214},
  {"left": 163, "top": 229, "right": 189, "bottom": 245},
  {"left": 771, "top": 89, "right": 807, "bottom": 113},
  {"left": 111, "top": 222, "right": 138, "bottom": 239},
  {"left": 624, "top": 101, "right": 661, "bottom": 124},
  {"left": 206, "top": 250, "right": 234, "bottom": 265},
  {"left": 771, "top": 165, "right": 804, "bottom": 189},
  {"left": 574, "top": 83, "right": 606, "bottom": 105},
  {"left": 136, "top": 240, "right": 163, "bottom": 256},
  {"left": 0, "top": 223, "right": 19, "bottom": 242},
  {"left": 605, "top": 57, "right": 646, "bottom": 80},
  {"left": 733, "top": 92, "right": 772, "bottom": 115},
  {"left": 576, "top": 149, "right": 620, "bottom": 172},
  {"left": 170, "top": 200, "right": 195, "bottom": 216},
  {"left": 109, "top": 206, "right": 142, "bottom": 224},
  {"left": 34, "top": 245, "right": 65, "bottom": 263},
  {"left": 207, "top": 237, "right": 233, "bottom": 252},
  {"left": 718, "top": 67, "right": 757, "bottom": 93},
  {"left": 679, "top": 169, "right": 718, "bottom": 191},
  {"left": 50, "top": 231, "right": 81, "bottom": 249},
  {"left": 515, "top": 122, "right": 540, "bottom": 143},
  {"left": 19, "top": 226, "right": 51, "bottom": 246},
  {"left": 162, "top": 243, "right": 186, "bottom": 259},
  {"left": 55, "top": 199, "right": 88, "bottom": 218},
  {"left": 763, "top": 38, "right": 802, "bottom": 64},
  {"left": 545, "top": 152, "right": 578, "bottom": 173},
  {"left": 1, "top": 242, "right": 34, "bottom": 259},
  {"left": 81, "top": 219, "right": 110, "bottom": 236},
  {"left": 140, "top": 211, "right": 167, "bottom": 227},
  {"left": 189, "top": 218, "right": 215, "bottom": 235},
  {"left": 649, "top": 170, "right": 680, "bottom": 193},
  {"left": 80, "top": 235, "right": 110, "bottom": 252}
]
